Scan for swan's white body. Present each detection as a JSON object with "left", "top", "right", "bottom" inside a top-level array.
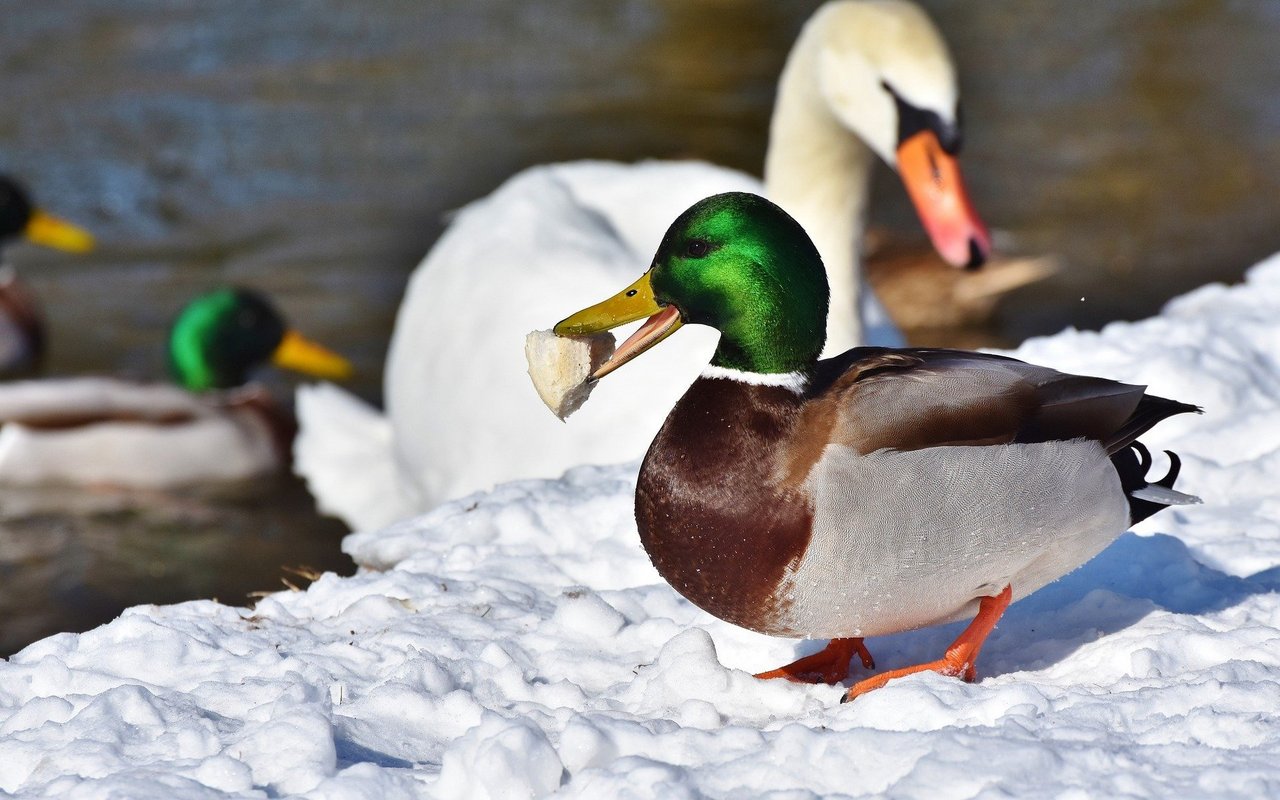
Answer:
[
  {"left": 296, "top": 1, "right": 974, "bottom": 530},
  {"left": 0, "top": 378, "right": 281, "bottom": 488}
]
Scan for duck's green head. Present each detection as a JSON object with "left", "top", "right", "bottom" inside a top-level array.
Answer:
[
  {"left": 0, "top": 176, "right": 95, "bottom": 253},
  {"left": 168, "top": 288, "right": 353, "bottom": 391},
  {"left": 555, "top": 192, "right": 828, "bottom": 376}
]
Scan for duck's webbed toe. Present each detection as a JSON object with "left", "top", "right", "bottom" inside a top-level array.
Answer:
[
  {"left": 754, "top": 637, "right": 875, "bottom": 684},
  {"left": 842, "top": 585, "right": 1012, "bottom": 702}
]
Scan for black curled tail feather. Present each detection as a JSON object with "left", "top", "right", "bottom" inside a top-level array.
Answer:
[
  {"left": 1103, "top": 394, "right": 1202, "bottom": 455},
  {"left": 1112, "top": 441, "right": 1193, "bottom": 524}
]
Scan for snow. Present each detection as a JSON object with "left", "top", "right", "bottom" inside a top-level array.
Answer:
[{"left": 4, "top": 256, "right": 1280, "bottom": 798}]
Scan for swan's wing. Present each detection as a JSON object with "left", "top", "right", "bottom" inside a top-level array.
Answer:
[{"left": 293, "top": 382, "right": 424, "bottom": 531}]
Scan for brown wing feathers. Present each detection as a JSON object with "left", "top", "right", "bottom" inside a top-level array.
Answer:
[
  {"left": 809, "top": 348, "right": 1200, "bottom": 455},
  {"left": 1099, "top": 393, "right": 1202, "bottom": 455}
]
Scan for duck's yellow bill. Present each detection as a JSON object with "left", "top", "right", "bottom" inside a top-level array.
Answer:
[
  {"left": 272, "top": 329, "right": 354, "bottom": 381},
  {"left": 24, "top": 210, "right": 95, "bottom": 254},
  {"left": 554, "top": 271, "right": 683, "bottom": 380}
]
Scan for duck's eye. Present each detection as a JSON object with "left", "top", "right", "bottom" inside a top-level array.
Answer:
[
  {"left": 238, "top": 311, "right": 258, "bottom": 328},
  {"left": 685, "top": 239, "right": 710, "bottom": 258}
]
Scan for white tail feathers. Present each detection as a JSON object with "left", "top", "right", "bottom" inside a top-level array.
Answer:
[
  {"left": 293, "top": 383, "right": 422, "bottom": 531},
  {"left": 1129, "top": 484, "right": 1202, "bottom": 506}
]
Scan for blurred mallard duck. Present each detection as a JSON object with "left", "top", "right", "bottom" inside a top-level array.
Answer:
[
  {"left": 0, "top": 288, "right": 352, "bottom": 488},
  {"left": 0, "top": 175, "right": 95, "bottom": 377}
]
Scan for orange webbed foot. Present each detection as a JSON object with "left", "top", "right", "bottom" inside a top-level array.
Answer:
[
  {"left": 754, "top": 637, "right": 875, "bottom": 684},
  {"left": 841, "top": 585, "right": 1013, "bottom": 703}
]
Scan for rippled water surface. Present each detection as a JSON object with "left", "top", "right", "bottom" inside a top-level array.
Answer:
[{"left": 2, "top": 0, "right": 1278, "bottom": 651}]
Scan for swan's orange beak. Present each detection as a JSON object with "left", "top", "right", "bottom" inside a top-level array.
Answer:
[{"left": 896, "top": 130, "right": 990, "bottom": 269}]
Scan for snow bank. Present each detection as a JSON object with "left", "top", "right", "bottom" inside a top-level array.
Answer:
[{"left": 4, "top": 257, "right": 1280, "bottom": 798}]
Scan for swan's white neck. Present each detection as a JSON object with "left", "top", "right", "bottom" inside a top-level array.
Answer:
[{"left": 763, "top": 14, "right": 877, "bottom": 357}]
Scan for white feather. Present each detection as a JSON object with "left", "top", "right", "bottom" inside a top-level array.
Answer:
[
  {"left": 772, "top": 439, "right": 1130, "bottom": 638},
  {"left": 1130, "top": 484, "right": 1202, "bottom": 506},
  {"left": 293, "top": 382, "right": 422, "bottom": 531}
]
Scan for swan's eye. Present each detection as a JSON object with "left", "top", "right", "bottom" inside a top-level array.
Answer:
[
  {"left": 882, "top": 81, "right": 962, "bottom": 155},
  {"left": 685, "top": 239, "right": 710, "bottom": 258}
]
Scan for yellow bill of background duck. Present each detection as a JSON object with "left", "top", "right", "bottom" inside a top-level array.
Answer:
[
  {"left": 22, "top": 209, "right": 95, "bottom": 254},
  {"left": 272, "top": 329, "right": 355, "bottom": 382}
]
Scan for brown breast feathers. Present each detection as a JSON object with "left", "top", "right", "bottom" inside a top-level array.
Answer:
[{"left": 635, "top": 376, "right": 813, "bottom": 634}]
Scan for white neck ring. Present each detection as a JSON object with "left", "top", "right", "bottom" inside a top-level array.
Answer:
[{"left": 700, "top": 365, "right": 808, "bottom": 394}]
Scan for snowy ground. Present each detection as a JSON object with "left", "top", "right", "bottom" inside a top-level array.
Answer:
[{"left": 4, "top": 258, "right": 1280, "bottom": 798}]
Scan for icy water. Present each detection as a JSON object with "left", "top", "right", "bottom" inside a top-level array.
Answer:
[
  {"left": 2, "top": 0, "right": 1279, "bottom": 652},
  {"left": 0, "top": 479, "right": 349, "bottom": 656}
]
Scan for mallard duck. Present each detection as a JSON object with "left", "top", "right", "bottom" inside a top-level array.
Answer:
[
  {"left": 0, "top": 288, "right": 352, "bottom": 488},
  {"left": 552, "top": 192, "right": 1199, "bottom": 701},
  {"left": 298, "top": 0, "right": 992, "bottom": 529},
  {"left": 0, "top": 175, "right": 96, "bottom": 376}
]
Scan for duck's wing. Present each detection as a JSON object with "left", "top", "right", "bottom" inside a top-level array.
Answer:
[
  {"left": 805, "top": 348, "right": 1198, "bottom": 457},
  {"left": 0, "top": 377, "right": 208, "bottom": 428}
]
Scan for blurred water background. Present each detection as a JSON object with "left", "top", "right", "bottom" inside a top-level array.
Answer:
[{"left": 2, "top": 0, "right": 1278, "bottom": 653}]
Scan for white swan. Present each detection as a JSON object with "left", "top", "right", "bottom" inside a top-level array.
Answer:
[{"left": 296, "top": 0, "right": 990, "bottom": 530}]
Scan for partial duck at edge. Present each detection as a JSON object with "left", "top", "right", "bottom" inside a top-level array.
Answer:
[{"left": 0, "top": 175, "right": 95, "bottom": 377}]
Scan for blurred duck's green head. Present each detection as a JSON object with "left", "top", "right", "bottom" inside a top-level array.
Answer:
[
  {"left": 0, "top": 176, "right": 95, "bottom": 253},
  {"left": 168, "top": 288, "right": 353, "bottom": 391},
  {"left": 555, "top": 192, "right": 829, "bottom": 376}
]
